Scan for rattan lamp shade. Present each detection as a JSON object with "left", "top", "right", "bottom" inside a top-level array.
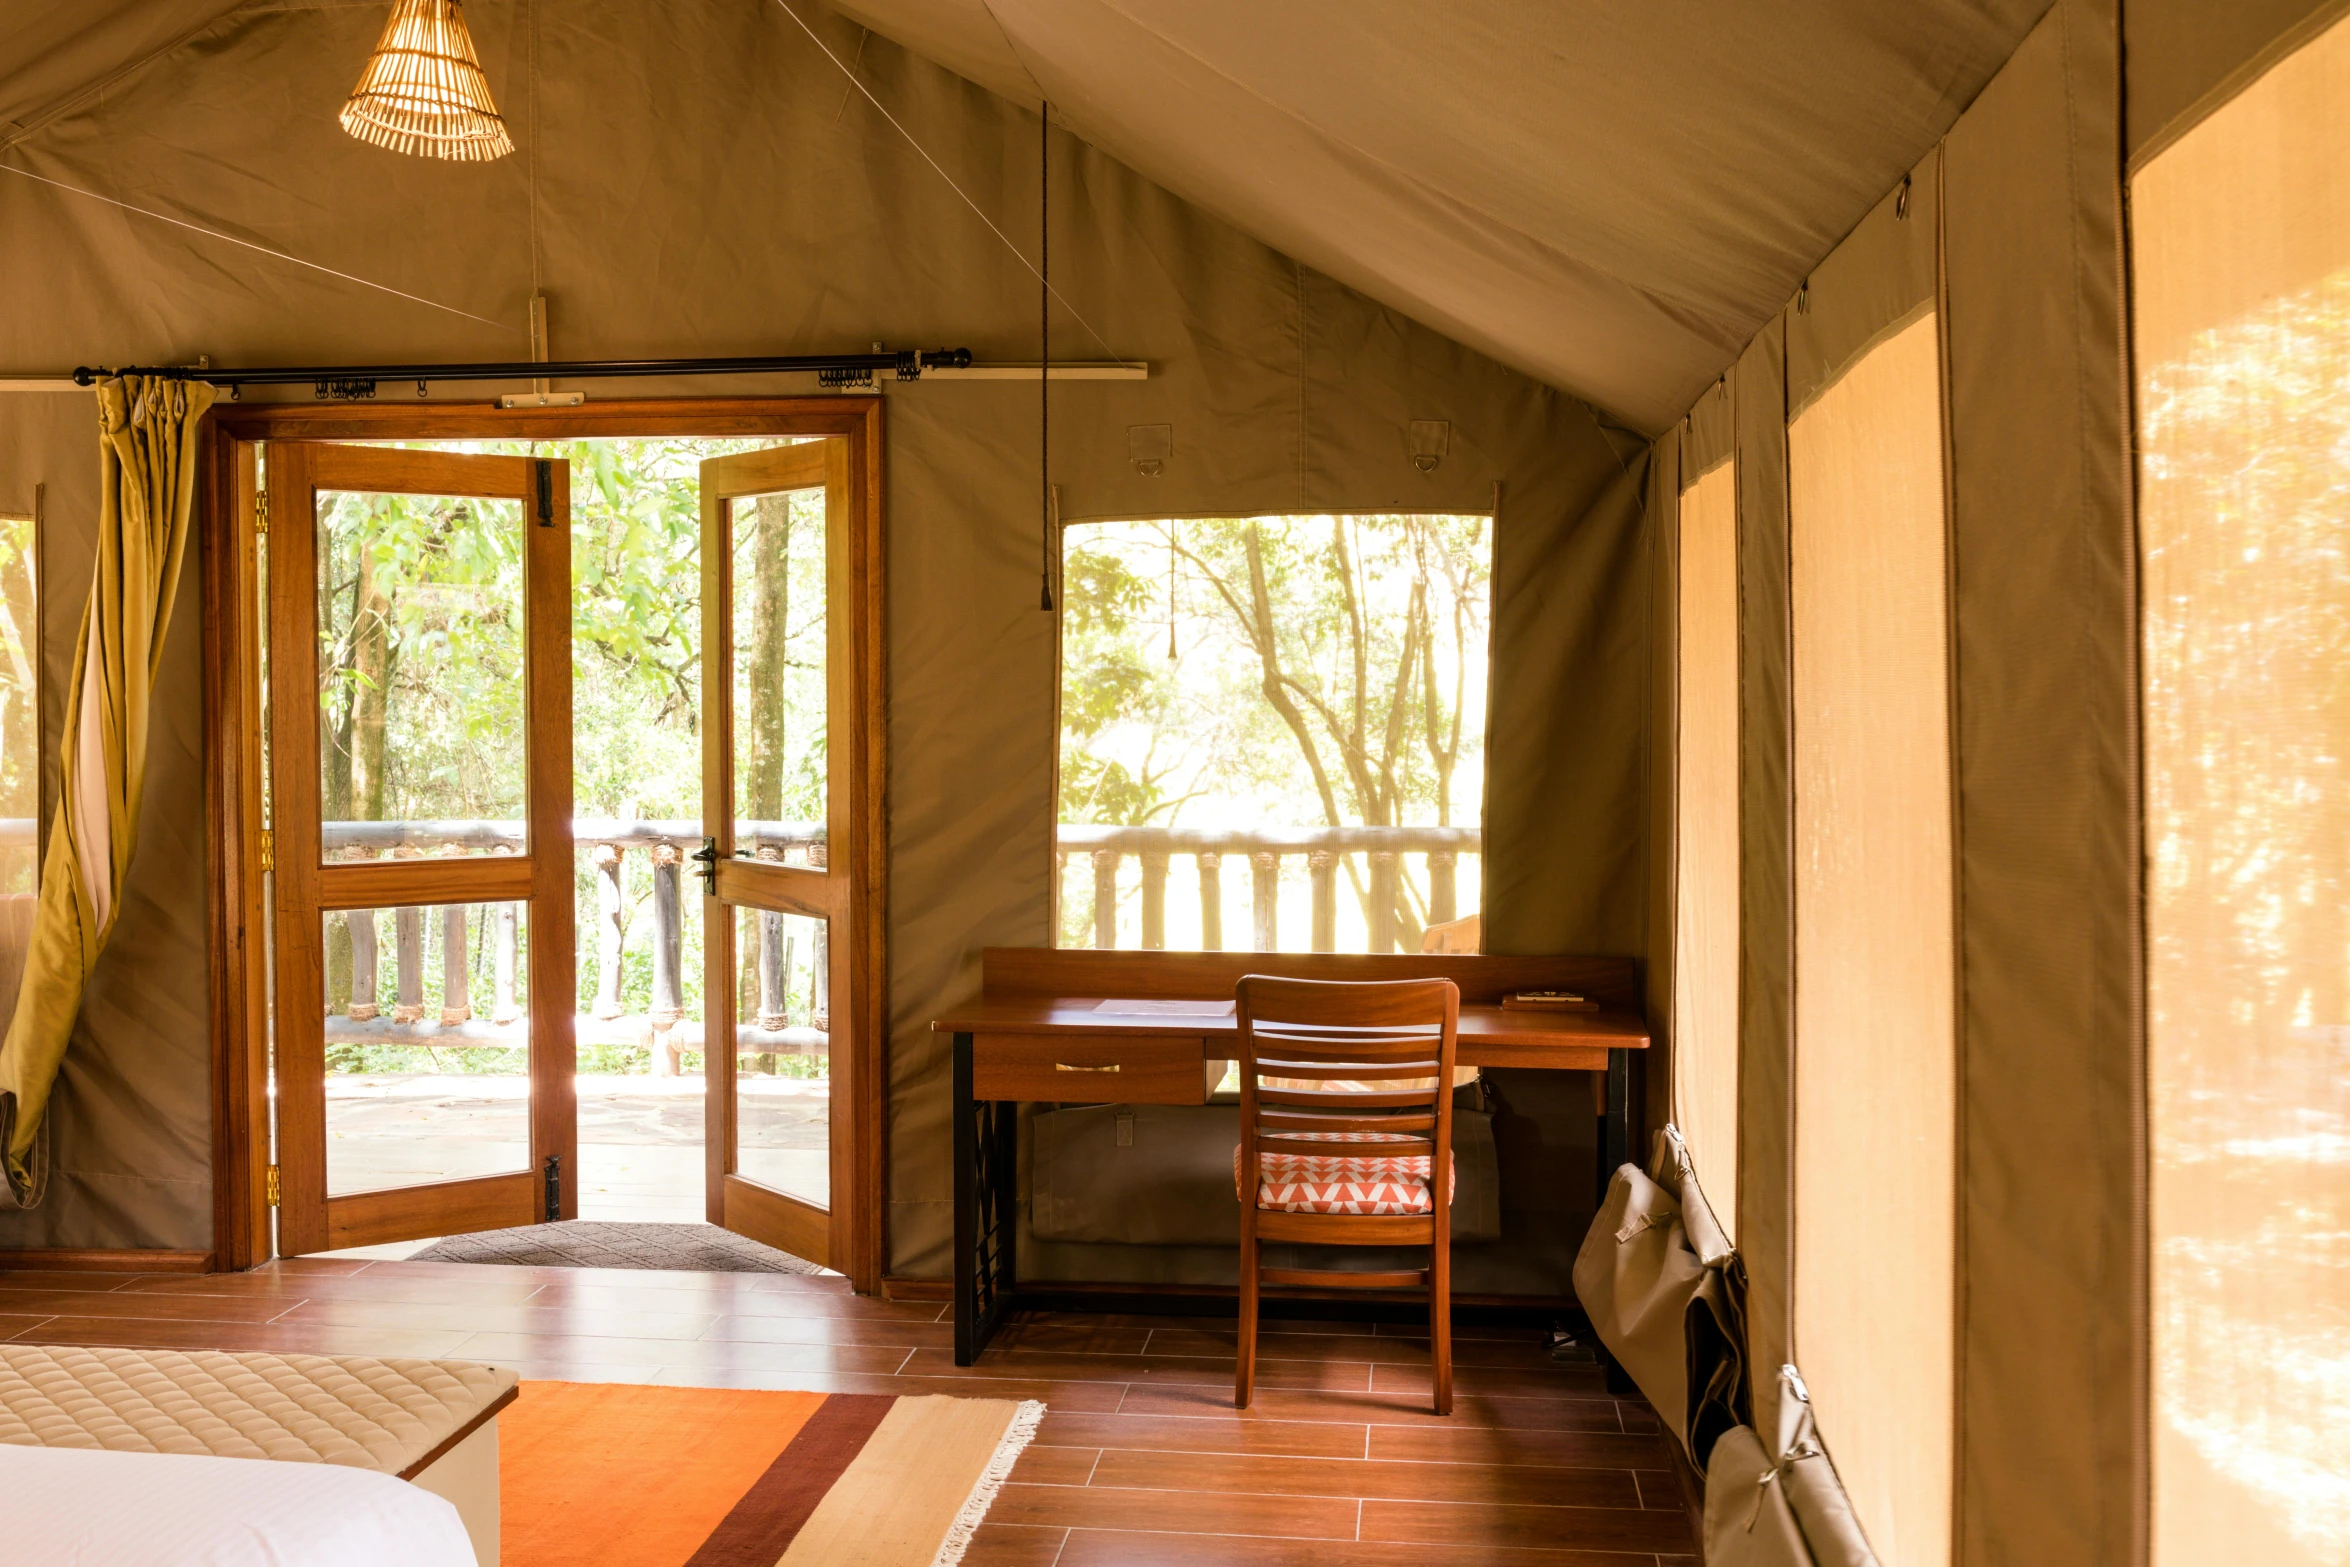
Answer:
[{"left": 339, "top": 0, "right": 514, "bottom": 162}]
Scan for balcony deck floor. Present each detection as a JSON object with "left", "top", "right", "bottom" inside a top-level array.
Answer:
[{"left": 0, "top": 1258, "right": 1699, "bottom": 1564}]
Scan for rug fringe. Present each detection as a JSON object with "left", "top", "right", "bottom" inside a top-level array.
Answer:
[{"left": 931, "top": 1398, "right": 1046, "bottom": 1567}]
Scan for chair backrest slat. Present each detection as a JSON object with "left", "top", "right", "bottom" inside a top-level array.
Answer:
[{"left": 1237, "top": 974, "right": 1460, "bottom": 1221}]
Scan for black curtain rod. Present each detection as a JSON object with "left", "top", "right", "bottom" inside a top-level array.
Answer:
[{"left": 71, "top": 347, "right": 974, "bottom": 398}]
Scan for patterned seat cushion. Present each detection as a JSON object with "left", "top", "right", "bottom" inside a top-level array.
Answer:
[
  {"left": 1234, "top": 1133, "right": 1458, "bottom": 1216},
  {"left": 0, "top": 1345, "right": 517, "bottom": 1475}
]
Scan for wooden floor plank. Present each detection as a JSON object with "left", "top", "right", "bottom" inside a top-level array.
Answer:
[
  {"left": 1085, "top": 1449, "right": 1644, "bottom": 1510},
  {"left": 1052, "top": 1529, "right": 1661, "bottom": 1566},
  {"left": 961, "top": 1523, "right": 1071, "bottom": 1567},
  {"left": 1118, "top": 1383, "right": 1634, "bottom": 1432},
  {"left": 9, "top": 1316, "right": 473, "bottom": 1358},
  {"left": 446, "top": 1329, "right": 914, "bottom": 1375},
  {"left": 986, "top": 1481, "right": 1362, "bottom": 1540},
  {"left": 911, "top": 1347, "right": 1373, "bottom": 1391},
  {"left": 1366, "top": 1424, "right": 1678, "bottom": 1470},
  {"left": 1361, "top": 1497, "right": 1696, "bottom": 1554},
  {"left": 1010, "top": 1444, "right": 1102, "bottom": 1486},
  {"left": 1038, "top": 1410, "right": 1371, "bottom": 1459}
]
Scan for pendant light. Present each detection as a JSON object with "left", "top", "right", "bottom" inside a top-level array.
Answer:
[{"left": 340, "top": 0, "right": 515, "bottom": 163}]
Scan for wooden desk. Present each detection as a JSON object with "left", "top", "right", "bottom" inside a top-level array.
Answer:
[{"left": 932, "top": 950, "right": 1650, "bottom": 1363}]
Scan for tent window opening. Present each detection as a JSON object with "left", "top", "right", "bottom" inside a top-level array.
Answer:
[
  {"left": 1788, "top": 310, "right": 1955, "bottom": 1567},
  {"left": 1673, "top": 459, "right": 1739, "bottom": 1234},
  {"left": 1055, "top": 514, "right": 1491, "bottom": 956},
  {"left": 2135, "top": 13, "right": 2350, "bottom": 1564},
  {"left": 0, "top": 489, "right": 34, "bottom": 1042}
]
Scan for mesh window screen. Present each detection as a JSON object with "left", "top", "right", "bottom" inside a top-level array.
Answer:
[
  {"left": 2136, "top": 16, "right": 2350, "bottom": 1564},
  {"left": 1788, "top": 311, "right": 1954, "bottom": 1567},
  {"left": 1674, "top": 459, "right": 1740, "bottom": 1230}
]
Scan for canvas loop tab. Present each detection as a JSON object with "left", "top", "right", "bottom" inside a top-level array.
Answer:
[{"left": 1616, "top": 1209, "right": 1665, "bottom": 1243}]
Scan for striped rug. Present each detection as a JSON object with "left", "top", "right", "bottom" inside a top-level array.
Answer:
[{"left": 499, "top": 1382, "right": 1041, "bottom": 1567}]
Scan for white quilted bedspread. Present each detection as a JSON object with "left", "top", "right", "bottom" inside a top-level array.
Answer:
[{"left": 0, "top": 1344, "right": 516, "bottom": 1475}]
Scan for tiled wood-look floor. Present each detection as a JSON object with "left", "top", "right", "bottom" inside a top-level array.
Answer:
[{"left": 0, "top": 1259, "right": 1698, "bottom": 1565}]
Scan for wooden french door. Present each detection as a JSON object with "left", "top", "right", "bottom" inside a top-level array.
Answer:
[
  {"left": 699, "top": 440, "right": 870, "bottom": 1271},
  {"left": 268, "top": 444, "right": 575, "bottom": 1254}
]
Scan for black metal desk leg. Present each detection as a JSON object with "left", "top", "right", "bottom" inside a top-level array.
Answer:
[
  {"left": 1598, "top": 1049, "right": 1632, "bottom": 1195},
  {"left": 953, "top": 1032, "right": 1017, "bottom": 1367},
  {"left": 953, "top": 1032, "right": 978, "bottom": 1364}
]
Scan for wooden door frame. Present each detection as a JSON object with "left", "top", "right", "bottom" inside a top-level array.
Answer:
[
  {"left": 699, "top": 441, "right": 855, "bottom": 1270},
  {"left": 201, "top": 398, "right": 890, "bottom": 1290},
  {"left": 263, "top": 442, "right": 575, "bottom": 1254}
]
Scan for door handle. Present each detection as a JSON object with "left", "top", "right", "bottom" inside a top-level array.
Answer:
[
  {"left": 690, "top": 838, "right": 719, "bottom": 895},
  {"left": 1054, "top": 1062, "right": 1121, "bottom": 1073}
]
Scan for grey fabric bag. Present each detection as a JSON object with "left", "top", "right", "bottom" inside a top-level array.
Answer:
[
  {"left": 1571, "top": 1125, "right": 1747, "bottom": 1463},
  {"left": 1031, "top": 1102, "right": 1503, "bottom": 1245},
  {"left": 1703, "top": 1367, "right": 1883, "bottom": 1567}
]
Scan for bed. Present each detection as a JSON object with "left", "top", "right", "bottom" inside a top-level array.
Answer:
[{"left": 0, "top": 1344, "right": 516, "bottom": 1566}]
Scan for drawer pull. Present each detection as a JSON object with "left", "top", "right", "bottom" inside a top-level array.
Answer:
[{"left": 1054, "top": 1062, "right": 1121, "bottom": 1073}]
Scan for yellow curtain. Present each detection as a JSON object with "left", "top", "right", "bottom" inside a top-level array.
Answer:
[{"left": 0, "top": 374, "right": 214, "bottom": 1206}]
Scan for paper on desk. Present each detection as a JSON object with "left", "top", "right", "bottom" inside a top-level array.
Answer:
[{"left": 1091, "top": 998, "right": 1235, "bottom": 1016}]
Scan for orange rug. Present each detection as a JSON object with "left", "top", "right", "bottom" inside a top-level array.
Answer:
[{"left": 498, "top": 1382, "right": 1040, "bottom": 1567}]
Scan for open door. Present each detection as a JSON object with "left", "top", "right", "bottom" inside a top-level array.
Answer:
[
  {"left": 269, "top": 444, "right": 574, "bottom": 1254},
  {"left": 699, "top": 440, "right": 867, "bottom": 1271}
]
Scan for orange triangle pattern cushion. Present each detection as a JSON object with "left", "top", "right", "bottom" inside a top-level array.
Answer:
[{"left": 1234, "top": 1134, "right": 1458, "bottom": 1215}]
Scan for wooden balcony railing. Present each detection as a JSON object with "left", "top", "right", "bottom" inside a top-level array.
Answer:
[
  {"left": 317, "top": 818, "right": 824, "bottom": 1071},
  {"left": 1054, "top": 824, "right": 1481, "bottom": 953},
  {"left": 257, "top": 816, "right": 1480, "bottom": 1066}
]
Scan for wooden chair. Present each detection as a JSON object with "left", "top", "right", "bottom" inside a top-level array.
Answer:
[{"left": 1233, "top": 974, "right": 1461, "bottom": 1415}]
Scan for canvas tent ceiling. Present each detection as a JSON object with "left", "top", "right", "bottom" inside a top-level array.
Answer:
[{"left": 4, "top": 0, "right": 2049, "bottom": 431}]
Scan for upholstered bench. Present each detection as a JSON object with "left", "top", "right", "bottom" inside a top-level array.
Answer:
[{"left": 0, "top": 1345, "right": 516, "bottom": 1565}]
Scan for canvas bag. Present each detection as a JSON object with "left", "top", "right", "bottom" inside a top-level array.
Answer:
[
  {"left": 1703, "top": 1366, "right": 1883, "bottom": 1567},
  {"left": 1570, "top": 1125, "right": 1748, "bottom": 1463}
]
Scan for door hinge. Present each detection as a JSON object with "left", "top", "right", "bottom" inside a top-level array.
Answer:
[
  {"left": 534, "top": 459, "right": 554, "bottom": 527},
  {"left": 543, "top": 1153, "right": 562, "bottom": 1218},
  {"left": 258, "top": 829, "right": 273, "bottom": 874},
  {"left": 264, "top": 1164, "right": 281, "bottom": 1208},
  {"left": 254, "top": 488, "right": 269, "bottom": 534}
]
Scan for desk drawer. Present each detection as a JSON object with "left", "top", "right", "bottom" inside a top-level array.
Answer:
[{"left": 972, "top": 1035, "right": 1210, "bottom": 1104}]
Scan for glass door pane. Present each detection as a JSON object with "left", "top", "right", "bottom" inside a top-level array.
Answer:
[
  {"left": 728, "top": 474, "right": 829, "bottom": 868},
  {"left": 316, "top": 489, "right": 527, "bottom": 859},
  {"left": 734, "top": 905, "right": 830, "bottom": 1206},
  {"left": 324, "top": 900, "right": 530, "bottom": 1197}
]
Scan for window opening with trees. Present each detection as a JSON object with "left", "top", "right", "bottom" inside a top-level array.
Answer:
[{"left": 1056, "top": 513, "right": 1490, "bottom": 955}]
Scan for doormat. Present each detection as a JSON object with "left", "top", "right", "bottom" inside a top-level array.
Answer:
[
  {"left": 407, "top": 1220, "right": 827, "bottom": 1275},
  {"left": 501, "top": 1382, "right": 1042, "bottom": 1567}
]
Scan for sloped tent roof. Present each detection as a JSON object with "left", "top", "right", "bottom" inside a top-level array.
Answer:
[{"left": 5, "top": 0, "right": 2049, "bottom": 431}]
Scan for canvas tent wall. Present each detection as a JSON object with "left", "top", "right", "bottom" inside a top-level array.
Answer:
[
  {"left": 1635, "top": 2, "right": 2350, "bottom": 1564},
  {"left": 0, "top": 1, "right": 1651, "bottom": 1281}
]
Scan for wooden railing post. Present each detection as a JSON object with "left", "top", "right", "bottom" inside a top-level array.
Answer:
[
  {"left": 592, "top": 843, "right": 627, "bottom": 1020},
  {"left": 758, "top": 912, "right": 787, "bottom": 1030},
  {"left": 347, "top": 909, "right": 380, "bottom": 1021},
  {"left": 649, "top": 843, "right": 683, "bottom": 1074},
  {"left": 1251, "top": 851, "right": 1279, "bottom": 952},
  {"left": 1196, "top": 850, "right": 1223, "bottom": 951},
  {"left": 1368, "top": 849, "right": 1398, "bottom": 954},
  {"left": 440, "top": 904, "right": 473, "bottom": 1025},
  {"left": 492, "top": 902, "right": 521, "bottom": 1024},
  {"left": 1140, "top": 851, "right": 1169, "bottom": 951},
  {"left": 1309, "top": 850, "right": 1337, "bottom": 953},
  {"left": 392, "top": 906, "right": 424, "bottom": 1024},
  {"left": 1092, "top": 849, "right": 1120, "bottom": 950},
  {"left": 808, "top": 841, "right": 830, "bottom": 1035},
  {"left": 1427, "top": 848, "right": 1458, "bottom": 926}
]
